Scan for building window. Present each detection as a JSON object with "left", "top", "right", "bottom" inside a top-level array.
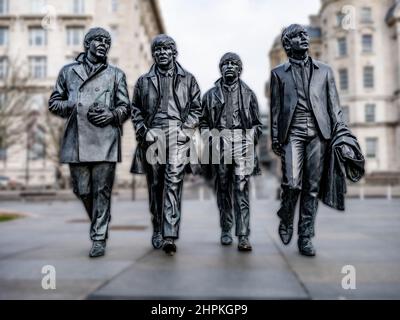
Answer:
[
  {"left": 361, "top": 7, "right": 372, "bottom": 23},
  {"left": 337, "top": 37, "right": 347, "bottom": 57},
  {"left": 362, "top": 34, "right": 373, "bottom": 53},
  {"left": 365, "top": 104, "right": 376, "bottom": 123},
  {"left": 342, "top": 105, "right": 350, "bottom": 124},
  {"left": 31, "top": 0, "right": 47, "bottom": 14},
  {"left": 110, "top": 25, "right": 118, "bottom": 42},
  {"left": 66, "top": 27, "right": 84, "bottom": 46},
  {"left": 0, "top": 56, "right": 7, "bottom": 79},
  {"left": 363, "top": 66, "right": 374, "bottom": 89},
  {"left": 0, "top": 27, "right": 8, "bottom": 46},
  {"left": 366, "top": 138, "right": 377, "bottom": 158},
  {"left": 29, "top": 27, "right": 47, "bottom": 46},
  {"left": 0, "top": 130, "right": 6, "bottom": 161},
  {"left": 29, "top": 56, "right": 47, "bottom": 79},
  {"left": 339, "top": 68, "right": 348, "bottom": 90},
  {"left": 336, "top": 12, "right": 345, "bottom": 27},
  {"left": 111, "top": 0, "right": 118, "bottom": 12},
  {"left": 72, "top": 0, "right": 85, "bottom": 14},
  {"left": 0, "top": 0, "right": 9, "bottom": 14}
]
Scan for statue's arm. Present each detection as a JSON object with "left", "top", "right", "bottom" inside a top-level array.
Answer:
[{"left": 48, "top": 68, "right": 74, "bottom": 119}]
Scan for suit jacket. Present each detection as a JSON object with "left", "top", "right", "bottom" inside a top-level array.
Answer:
[
  {"left": 48, "top": 53, "right": 130, "bottom": 163},
  {"left": 130, "top": 62, "right": 202, "bottom": 174},
  {"left": 270, "top": 57, "right": 344, "bottom": 144},
  {"left": 319, "top": 123, "right": 365, "bottom": 211},
  {"left": 200, "top": 79, "right": 263, "bottom": 176}
]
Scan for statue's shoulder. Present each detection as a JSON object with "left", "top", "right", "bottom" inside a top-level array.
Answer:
[
  {"left": 311, "top": 59, "right": 331, "bottom": 72},
  {"left": 60, "top": 60, "right": 79, "bottom": 72},
  {"left": 271, "top": 62, "right": 286, "bottom": 75}
]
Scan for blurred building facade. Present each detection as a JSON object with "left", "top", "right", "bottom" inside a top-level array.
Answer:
[
  {"left": 0, "top": 0, "right": 164, "bottom": 187},
  {"left": 268, "top": 0, "right": 400, "bottom": 180}
]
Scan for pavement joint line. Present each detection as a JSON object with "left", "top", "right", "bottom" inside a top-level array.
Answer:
[
  {"left": 85, "top": 247, "right": 156, "bottom": 300},
  {"left": 266, "top": 227, "right": 312, "bottom": 300},
  {"left": 0, "top": 245, "right": 46, "bottom": 261}
]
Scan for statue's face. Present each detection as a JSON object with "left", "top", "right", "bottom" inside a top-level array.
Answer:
[
  {"left": 153, "top": 44, "right": 175, "bottom": 67},
  {"left": 221, "top": 59, "right": 241, "bottom": 82},
  {"left": 88, "top": 35, "right": 111, "bottom": 59},
  {"left": 288, "top": 30, "right": 310, "bottom": 52}
]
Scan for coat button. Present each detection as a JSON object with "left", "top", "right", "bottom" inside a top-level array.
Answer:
[
  {"left": 95, "top": 88, "right": 100, "bottom": 92},
  {"left": 78, "top": 103, "right": 82, "bottom": 107}
]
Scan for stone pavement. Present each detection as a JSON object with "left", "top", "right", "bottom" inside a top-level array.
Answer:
[{"left": 0, "top": 186, "right": 400, "bottom": 300}]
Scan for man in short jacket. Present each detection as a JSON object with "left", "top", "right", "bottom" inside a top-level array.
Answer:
[
  {"left": 270, "top": 24, "right": 347, "bottom": 256},
  {"left": 131, "top": 34, "right": 202, "bottom": 255},
  {"left": 201, "top": 52, "right": 262, "bottom": 251}
]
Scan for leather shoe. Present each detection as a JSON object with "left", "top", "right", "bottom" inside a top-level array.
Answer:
[
  {"left": 278, "top": 221, "right": 293, "bottom": 245},
  {"left": 220, "top": 231, "right": 233, "bottom": 245},
  {"left": 152, "top": 232, "right": 164, "bottom": 249},
  {"left": 162, "top": 238, "right": 176, "bottom": 256},
  {"left": 298, "top": 237, "right": 316, "bottom": 257},
  {"left": 89, "top": 240, "right": 106, "bottom": 258},
  {"left": 238, "top": 236, "right": 252, "bottom": 251}
]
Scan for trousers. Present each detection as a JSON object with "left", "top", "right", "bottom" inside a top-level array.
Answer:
[
  {"left": 70, "top": 162, "right": 116, "bottom": 241},
  {"left": 277, "top": 111, "right": 327, "bottom": 237}
]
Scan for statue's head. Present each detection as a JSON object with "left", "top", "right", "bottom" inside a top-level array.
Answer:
[
  {"left": 281, "top": 24, "right": 310, "bottom": 58},
  {"left": 151, "top": 34, "right": 177, "bottom": 68},
  {"left": 84, "top": 27, "right": 111, "bottom": 60},
  {"left": 219, "top": 52, "right": 242, "bottom": 83}
]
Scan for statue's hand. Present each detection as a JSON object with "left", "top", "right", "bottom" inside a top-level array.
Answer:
[
  {"left": 340, "top": 144, "right": 355, "bottom": 159},
  {"left": 87, "top": 107, "right": 115, "bottom": 127},
  {"left": 272, "top": 140, "right": 283, "bottom": 157}
]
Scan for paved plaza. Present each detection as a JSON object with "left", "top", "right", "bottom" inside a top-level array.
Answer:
[{"left": 0, "top": 179, "right": 399, "bottom": 300}]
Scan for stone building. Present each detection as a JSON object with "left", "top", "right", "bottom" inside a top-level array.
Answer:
[
  {"left": 268, "top": 0, "right": 400, "bottom": 180},
  {"left": 0, "top": 0, "right": 164, "bottom": 187}
]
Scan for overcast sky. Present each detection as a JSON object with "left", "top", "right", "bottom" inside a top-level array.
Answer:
[{"left": 159, "top": 0, "right": 320, "bottom": 112}]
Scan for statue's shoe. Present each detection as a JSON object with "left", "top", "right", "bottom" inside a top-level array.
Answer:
[
  {"left": 89, "top": 240, "right": 106, "bottom": 258},
  {"left": 298, "top": 237, "right": 316, "bottom": 257},
  {"left": 152, "top": 232, "right": 164, "bottom": 249},
  {"left": 238, "top": 236, "right": 252, "bottom": 252},
  {"left": 278, "top": 221, "right": 293, "bottom": 245},
  {"left": 220, "top": 231, "right": 233, "bottom": 245},
  {"left": 162, "top": 239, "right": 176, "bottom": 256}
]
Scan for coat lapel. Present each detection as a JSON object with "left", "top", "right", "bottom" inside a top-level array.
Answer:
[
  {"left": 213, "top": 79, "right": 225, "bottom": 125},
  {"left": 72, "top": 64, "right": 88, "bottom": 82}
]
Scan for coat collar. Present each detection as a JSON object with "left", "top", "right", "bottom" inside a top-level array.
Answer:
[
  {"left": 72, "top": 52, "right": 108, "bottom": 82},
  {"left": 213, "top": 78, "right": 251, "bottom": 104},
  {"left": 145, "top": 62, "right": 186, "bottom": 92},
  {"left": 284, "top": 56, "right": 320, "bottom": 72},
  {"left": 145, "top": 61, "right": 186, "bottom": 78}
]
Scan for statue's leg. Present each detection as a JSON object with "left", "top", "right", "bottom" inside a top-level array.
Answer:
[
  {"left": 215, "top": 164, "right": 234, "bottom": 235},
  {"left": 90, "top": 162, "right": 116, "bottom": 241},
  {"left": 145, "top": 162, "right": 165, "bottom": 234},
  {"left": 233, "top": 173, "right": 250, "bottom": 237},
  {"left": 145, "top": 161, "right": 165, "bottom": 248},
  {"left": 278, "top": 136, "right": 304, "bottom": 226},
  {"left": 298, "top": 136, "right": 327, "bottom": 238},
  {"left": 69, "top": 164, "right": 92, "bottom": 221}
]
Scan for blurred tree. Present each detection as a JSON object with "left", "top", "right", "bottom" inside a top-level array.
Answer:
[{"left": 0, "top": 55, "right": 29, "bottom": 167}]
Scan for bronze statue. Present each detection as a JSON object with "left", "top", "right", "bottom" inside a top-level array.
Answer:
[
  {"left": 131, "top": 34, "right": 202, "bottom": 256},
  {"left": 201, "top": 53, "right": 262, "bottom": 251},
  {"left": 49, "top": 27, "right": 130, "bottom": 257},
  {"left": 270, "top": 24, "right": 364, "bottom": 256}
]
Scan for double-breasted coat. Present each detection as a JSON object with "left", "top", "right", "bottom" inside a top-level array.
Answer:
[{"left": 49, "top": 53, "right": 130, "bottom": 163}]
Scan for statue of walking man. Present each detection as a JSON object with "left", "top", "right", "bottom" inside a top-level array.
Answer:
[{"left": 49, "top": 27, "right": 130, "bottom": 257}]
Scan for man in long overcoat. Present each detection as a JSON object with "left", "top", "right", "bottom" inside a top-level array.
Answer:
[{"left": 49, "top": 27, "right": 130, "bottom": 257}]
